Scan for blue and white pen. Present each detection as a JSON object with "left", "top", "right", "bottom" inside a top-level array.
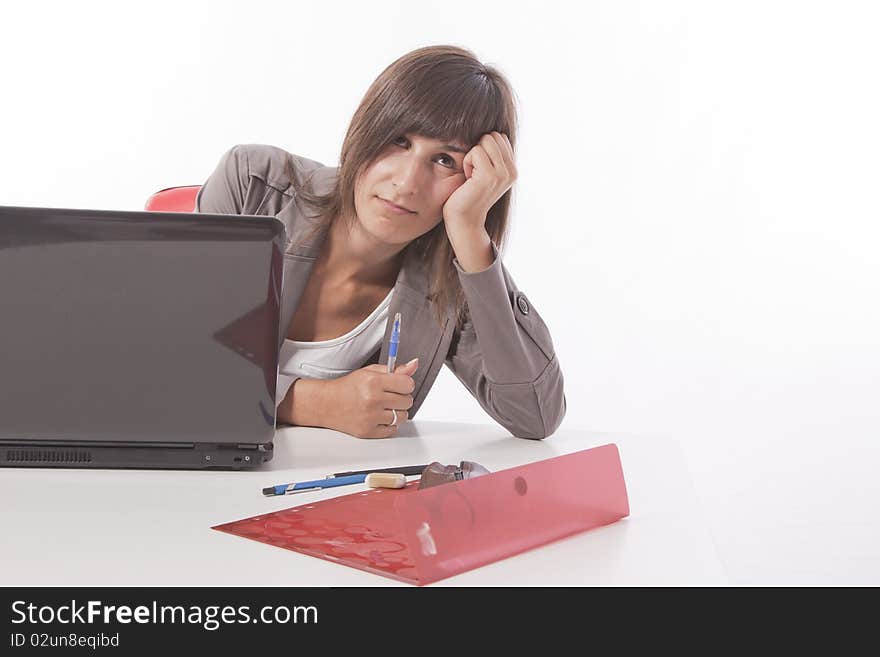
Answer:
[
  {"left": 262, "top": 474, "right": 366, "bottom": 496},
  {"left": 386, "top": 312, "right": 401, "bottom": 373}
]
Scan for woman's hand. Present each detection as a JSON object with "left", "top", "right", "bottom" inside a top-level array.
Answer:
[
  {"left": 441, "top": 131, "right": 517, "bottom": 272},
  {"left": 441, "top": 131, "right": 517, "bottom": 236},
  {"left": 317, "top": 358, "right": 419, "bottom": 438}
]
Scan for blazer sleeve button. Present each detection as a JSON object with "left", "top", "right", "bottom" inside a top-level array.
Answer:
[{"left": 516, "top": 293, "right": 530, "bottom": 315}]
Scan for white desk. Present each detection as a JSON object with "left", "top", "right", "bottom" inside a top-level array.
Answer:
[{"left": 0, "top": 421, "right": 727, "bottom": 586}]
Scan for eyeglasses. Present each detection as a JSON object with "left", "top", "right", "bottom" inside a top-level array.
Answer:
[{"left": 418, "top": 460, "right": 491, "bottom": 490}]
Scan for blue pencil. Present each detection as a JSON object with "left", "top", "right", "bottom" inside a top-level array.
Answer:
[
  {"left": 262, "top": 474, "right": 367, "bottom": 496},
  {"left": 387, "top": 312, "right": 401, "bottom": 373}
]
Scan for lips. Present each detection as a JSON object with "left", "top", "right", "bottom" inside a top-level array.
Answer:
[{"left": 377, "top": 197, "right": 415, "bottom": 214}]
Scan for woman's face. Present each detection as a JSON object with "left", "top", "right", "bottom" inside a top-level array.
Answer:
[{"left": 353, "top": 133, "right": 469, "bottom": 246}]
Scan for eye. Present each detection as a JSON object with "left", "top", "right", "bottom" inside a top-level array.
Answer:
[{"left": 391, "top": 136, "right": 459, "bottom": 170}]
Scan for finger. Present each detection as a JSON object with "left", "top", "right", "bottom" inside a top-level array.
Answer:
[
  {"left": 382, "top": 391, "right": 414, "bottom": 410},
  {"left": 497, "top": 132, "right": 517, "bottom": 173},
  {"left": 380, "top": 374, "right": 416, "bottom": 395},
  {"left": 469, "top": 145, "right": 494, "bottom": 176},
  {"left": 360, "top": 423, "right": 398, "bottom": 439},
  {"left": 382, "top": 409, "right": 409, "bottom": 425},
  {"left": 481, "top": 132, "right": 508, "bottom": 171},
  {"left": 393, "top": 357, "right": 419, "bottom": 374},
  {"left": 462, "top": 150, "right": 475, "bottom": 180},
  {"left": 366, "top": 359, "right": 417, "bottom": 377},
  {"left": 378, "top": 419, "right": 400, "bottom": 438}
]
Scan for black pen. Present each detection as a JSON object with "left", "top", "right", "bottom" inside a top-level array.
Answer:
[{"left": 329, "top": 464, "right": 428, "bottom": 478}]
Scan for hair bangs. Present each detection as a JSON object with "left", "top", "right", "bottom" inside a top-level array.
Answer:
[{"left": 390, "top": 76, "right": 503, "bottom": 150}]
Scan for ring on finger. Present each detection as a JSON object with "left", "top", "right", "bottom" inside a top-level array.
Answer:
[{"left": 388, "top": 409, "right": 398, "bottom": 427}]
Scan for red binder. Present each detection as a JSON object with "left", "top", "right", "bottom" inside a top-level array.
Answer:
[{"left": 212, "top": 443, "right": 630, "bottom": 585}]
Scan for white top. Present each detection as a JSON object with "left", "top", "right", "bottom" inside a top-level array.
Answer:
[{"left": 275, "top": 288, "right": 394, "bottom": 406}]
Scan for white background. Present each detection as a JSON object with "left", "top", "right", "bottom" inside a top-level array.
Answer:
[{"left": 2, "top": 0, "right": 878, "bottom": 584}]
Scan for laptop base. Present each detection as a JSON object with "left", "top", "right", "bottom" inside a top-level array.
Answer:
[{"left": 0, "top": 441, "right": 273, "bottom": 470}]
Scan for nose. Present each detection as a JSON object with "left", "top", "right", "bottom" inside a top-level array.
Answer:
[{"left": 392, "top": 153, "right": 425, "bottom": 197}]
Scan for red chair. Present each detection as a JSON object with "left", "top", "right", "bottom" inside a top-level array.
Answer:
[{"left": 143, "top": 185, "right": 201, "bottom": 212}]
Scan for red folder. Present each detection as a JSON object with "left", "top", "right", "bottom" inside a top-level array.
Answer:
[{"left": 212, "top": 443, "right": 629, "bottom": 585}]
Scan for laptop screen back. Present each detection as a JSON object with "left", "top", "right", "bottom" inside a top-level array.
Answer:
[{"left": 0, "top": 206, "right": 284, "bottom": 446}]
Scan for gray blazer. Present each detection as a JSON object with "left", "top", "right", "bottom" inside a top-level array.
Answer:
[{"left": 194, "top": 144, "right": 566, "bottom": 439}]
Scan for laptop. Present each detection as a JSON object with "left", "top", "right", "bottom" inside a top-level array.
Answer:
[{"left": 0, "top": 205, "right": 284, "bottom": 469}]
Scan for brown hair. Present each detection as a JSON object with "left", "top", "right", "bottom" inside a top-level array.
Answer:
[{"left": 286, "top": 44, "right": 519, "bottom": 329}]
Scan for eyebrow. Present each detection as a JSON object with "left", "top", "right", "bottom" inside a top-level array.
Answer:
[{"left": 407, "top": 134, "right": 468, "bottom": 155}]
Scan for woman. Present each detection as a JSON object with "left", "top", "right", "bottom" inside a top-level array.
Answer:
[{"left": 195, "top": 45, "right": 565, "bottom": 440}]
